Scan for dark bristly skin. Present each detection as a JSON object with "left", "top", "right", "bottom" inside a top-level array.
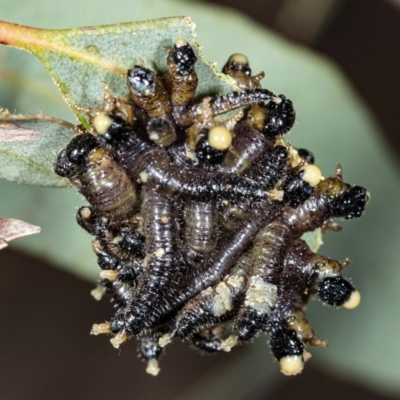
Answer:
[
  {"left": 54, "top": 41, "right": 368, "bottom": 376},
  {"left": 121, "top": 185, "right": 184, "bottom": 335}
]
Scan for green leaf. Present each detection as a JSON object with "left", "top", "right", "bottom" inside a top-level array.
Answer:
[
  {"left": 0, "top": 111, "right": 75, "bottom": 186},
  {"left": 0, "top": 18, "right": 234, "bottom": 129}
]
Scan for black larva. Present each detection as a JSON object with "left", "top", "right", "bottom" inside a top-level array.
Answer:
[{"left": 55, "top": 38, "right": 368, "bottom": 377}]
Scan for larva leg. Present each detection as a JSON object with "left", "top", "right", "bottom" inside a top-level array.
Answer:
[{"left": 190, "top": 324, "right": 232, "bottom": 354}]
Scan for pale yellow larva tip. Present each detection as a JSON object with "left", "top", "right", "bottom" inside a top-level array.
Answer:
[
  {"left": 175, "top": 38, "right": 188, "bottom": 47},
  {"left": 229, "top": 53, "right": 248, "bottom": 65},
  {"left": 279, "top": 355, "right": 304, "bottom": 376},
  {"left": 208, "top": 126, "right": 232, "bottom": 151},
  {"left": 343, "top": 290, "right": 361, "bottom": 310},
  {"left": 300, "top": 164, "right": 322, "bottom": 187},
  {"left": 93, "top": 112, "right": 112, "bottom": 135},
  {"left": 79, "top": 206, "right": 92, "bottom": 220}
]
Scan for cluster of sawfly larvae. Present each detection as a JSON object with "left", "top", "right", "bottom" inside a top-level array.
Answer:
[{"left": 54, "top": 39, "right": 368, "bottom": 377}]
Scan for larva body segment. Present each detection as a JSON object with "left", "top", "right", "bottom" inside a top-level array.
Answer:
[
  {"left": 183, "top": 199, "right": 219, "bottom": 266},
  {"left": 219, "top": 121, "right": 272, "bottom": 175},
  {"left": 55, "top": 133, "right": 139, "bottom": 222},
  {"left": 123, "top": 186, "right": 183, "bottom": 334}
]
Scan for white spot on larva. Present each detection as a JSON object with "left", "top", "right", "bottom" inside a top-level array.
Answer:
[
  {"left": 226, "top": 274, "right": 244, "bottom": 289},
  {"left": 267, "top": 189, "right": 284, "bottom": 201},
  {"left": 244, "top": 276, "right": 277, "bottom": 314},
  {"left": 149, "top": 132, "right": 160, "bottom": 141},
  {"left": 80, "top": 207, "right": 92, "bottom": 219},
  {"left": 160, "top": 215, "right": 169, "bottom": 223},
  {"left": 154, "top": 248, "right": 165, "bottom": 258},
  {"left": 93, "top": 112, "right": 112, "bottom": 135},
  {"left": 112, "top": 236, "right": 122, "bottom": 244},
  {"left": 140, "top": 171, "right": 149, "bottom": 183}
]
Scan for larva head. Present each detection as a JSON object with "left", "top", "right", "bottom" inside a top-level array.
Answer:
[
  {"left": 128, "top": 66, "right": 156, "bottom": 97},
  {"left": 333, "top": 185, "right": 369, "bottom": 219},
  {"left": 297, "top": 148, "right": 315, "bottom": 164},
  {"left": 172, "top": 38, "right": 197, "bottom": 75},
  {"left": 247, "top": 105, "right": 267, "bottom": 131},
  {"left": 319, "top": 166, "right": 368, "bottom": 219},
  {"left": 317, "top": 276, "right": 359, "bottom": 308},
  {"left": 283, "top": 173, "right": 314, "bottom": 208},
  {"left": 139, "top": 338, "right": 163, "bottom": 361},
  {"left": 147, "top": 117, "right": 176, "bottom": 147},
  {"left": 223, "top": 53, "right": 251, "bottom": 76},
  {"left": 54, "top": 133, "right": 97, "bottom": 177},
  {"left": 310, "top": 255, "right": 345, "bottom": 278},
  {"left": 263, "top": 95, "right": 296, "bottom": 137},
  {"left": 65, "top": 132, "right": 98, "bottom": 165}
]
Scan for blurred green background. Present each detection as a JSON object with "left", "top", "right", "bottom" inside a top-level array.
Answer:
[{"left": 1, "top": 0, "right": 400, "bottom": 399}]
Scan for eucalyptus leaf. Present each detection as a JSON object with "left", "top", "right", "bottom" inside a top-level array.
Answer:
[
  {"left": 0, "top": 0, "right": 400, "bottom": 396},
  {"left": 0, "top": 111, "right": 74, "bottom": 186},
  {"left": 0, "top": 17, "right": 234, "bottom": 129}
]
